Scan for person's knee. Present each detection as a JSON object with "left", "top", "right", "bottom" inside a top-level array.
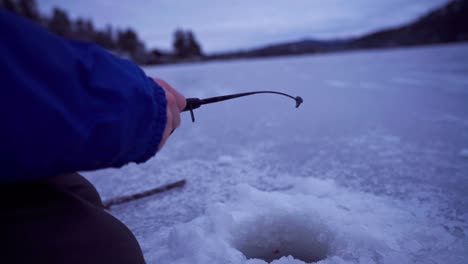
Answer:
[{"left": 46, "top": 172, "right": 104, "bottom": 207}]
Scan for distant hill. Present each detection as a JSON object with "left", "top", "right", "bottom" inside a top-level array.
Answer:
[
  {"left": 3, "top": 0, "right": 464, "bottom": 65},
  {"left": 351, "top": 0, "right": 468, "bottom": 49},
  {"left": 209, "top": 39, "right": 350, "bottom": 60},
  {"left": 208, "top": 0, "right": 468, "bottom": 61}
]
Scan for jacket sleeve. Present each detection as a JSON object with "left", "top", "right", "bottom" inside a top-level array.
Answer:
[{"left": 0, "top": 10, "right": 167, "bottom": 183}]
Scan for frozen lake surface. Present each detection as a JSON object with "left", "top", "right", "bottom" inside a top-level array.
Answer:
[{"left": 84, "top": 44, "right": 468, "bottom": 264}]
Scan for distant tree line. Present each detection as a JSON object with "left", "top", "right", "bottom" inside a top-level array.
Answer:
[
  {"left": 0, "top": 0, "right": 204, "bottom": 64},
  {"left": 172, "top": 29, "right": 202, "bottom": 58},
  {"left": 3, "top": 0, "right": 465, "bottom": 66}
]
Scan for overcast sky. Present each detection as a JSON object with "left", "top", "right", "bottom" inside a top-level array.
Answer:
[{"left": 37, "top": 0, "right": 451, "bottom": 53}]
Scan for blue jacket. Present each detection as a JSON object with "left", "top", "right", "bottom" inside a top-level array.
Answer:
[{"left": 0, "top": 10, "right": 167, "bottom": 183}]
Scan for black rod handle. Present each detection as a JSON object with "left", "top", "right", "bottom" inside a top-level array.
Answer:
[{"left": 183, "top": 98, "right": 202, "bottom": 112}]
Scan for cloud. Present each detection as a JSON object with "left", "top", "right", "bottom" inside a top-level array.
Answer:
[{"left": 38, "top": 0, "right": 451, "bottom": 52}]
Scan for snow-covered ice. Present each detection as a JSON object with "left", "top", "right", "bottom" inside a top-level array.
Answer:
[
  {"left": 84, "top": 44, "right": 468, "bottom": 263},
  {"left": 154, "top": 179, "right": 465, "bottom": 264},
  {"left": 460, "top": 149, "right": 468, "bottom": 158}
]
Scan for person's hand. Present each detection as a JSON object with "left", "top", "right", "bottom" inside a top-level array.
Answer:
[{"left": 154, "top": 79, "right": 186, "bottom": 151}]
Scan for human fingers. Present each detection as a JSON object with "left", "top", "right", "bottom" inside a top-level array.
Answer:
[{"left": 155, "top": 78, "right": 186, "bottom": 111}]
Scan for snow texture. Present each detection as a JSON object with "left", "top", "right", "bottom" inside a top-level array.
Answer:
[
  {"left": 153, "top": 179, "right": 466, "bottom": 264},
  {"left": 84, "top": 44, "right": 468, "bottom": 264},
  {"left": 460, "top": 149, "right": 468, "bottom": 158}
]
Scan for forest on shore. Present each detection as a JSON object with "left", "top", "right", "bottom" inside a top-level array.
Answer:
[{"left": 2, "top": 0, "right": 467, "bottom": 65}]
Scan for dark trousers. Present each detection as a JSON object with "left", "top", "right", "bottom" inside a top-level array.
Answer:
[{"left": 0, "top": 173, "right": 146, "bottom": 264}]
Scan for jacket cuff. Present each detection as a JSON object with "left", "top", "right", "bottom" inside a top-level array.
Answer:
[{"left": 134, "top": 77, "right": 167, "bottom": 163}]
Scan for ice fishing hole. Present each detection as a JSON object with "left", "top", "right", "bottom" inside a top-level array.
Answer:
[{"left": 232, "top": 212, "right": 331, "bottom": 263}]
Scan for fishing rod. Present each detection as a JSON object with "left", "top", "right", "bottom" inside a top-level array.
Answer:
[
  {"left": 183, "top": 91, "right": 303, "bottom": 122},
  {"left": 105, "top": 91, "right": 303, "bottom": 209}
]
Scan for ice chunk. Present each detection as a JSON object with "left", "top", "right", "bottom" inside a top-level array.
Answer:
[
  {"left": 218, "top": 155, "right": 235, "bottom": 165},
  {"left": 459, "top": 149, "right": 468, "bottom": 158}
]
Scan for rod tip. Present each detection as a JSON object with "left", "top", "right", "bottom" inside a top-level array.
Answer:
[{"left": 295, "top": 96, "right": 303, "bottom": 108}]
